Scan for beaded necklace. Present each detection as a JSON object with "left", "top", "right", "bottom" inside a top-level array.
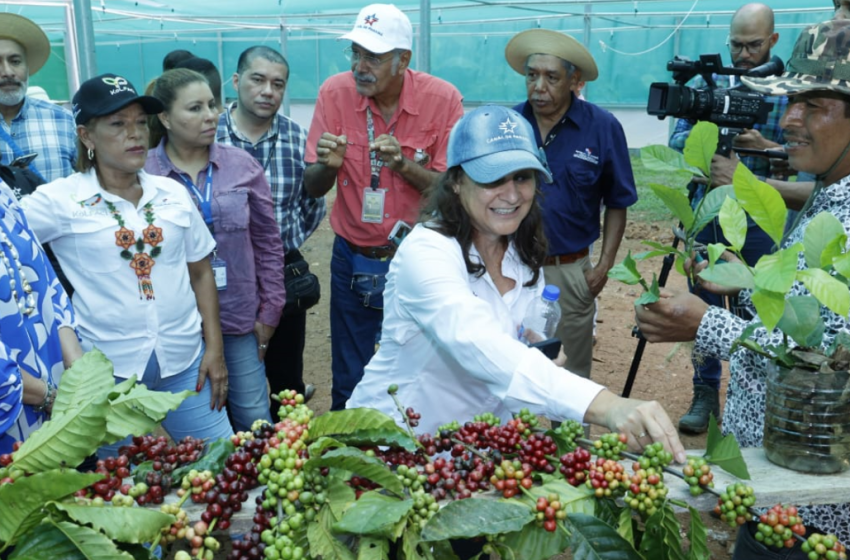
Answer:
[
  {"left": 105, "top": 199, "right": 164, "bottom": 300},
  {"left": 0, "top": 221, "right": 35, "bottom": 316}
]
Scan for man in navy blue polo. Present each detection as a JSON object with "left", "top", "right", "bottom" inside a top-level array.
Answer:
[{"left": 506, "top": 29, "right": 637, "bottom": 382}]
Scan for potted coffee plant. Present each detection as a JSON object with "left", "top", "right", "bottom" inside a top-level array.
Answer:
[{"left": 611, "top": 122, "right": 850, "bottom": 475}]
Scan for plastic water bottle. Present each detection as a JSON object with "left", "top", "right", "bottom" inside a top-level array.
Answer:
[{"left": 520, "top": 285, "right": 562, "bottom": 344}]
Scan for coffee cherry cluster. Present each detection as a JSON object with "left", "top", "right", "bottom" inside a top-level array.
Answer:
[
  {"left": 513, "top": 408, "right": 539, "bottom": 432},
  {"left": 183, "top": 519, "right": 220, "bottom": 560},
  {"left": 586, "top": 458, "right": 627, "bottom": 498},
  {"left": 178, "top": 469, "right": 215, "bottom": 503},
  {"left": 553, "top": 419, "right": 585, "bottom": 451},
  {"left": 559, "top": 447, "right": 591, "bottom": 486},
  {"left": 472, "top": 412, "right": 500, "bottom": 426},
  {"left": 714, "top": 482, "right": 756, "bottom": 528},
  {"left": 801, "top": 533, "right": 848, "bottom": 560},
  {"left": 635, "top": 442, "right": 674, "bottom": 470},
  {"left": 625, "top": 464, "right": 668, "bottom": 519},
  {"left": 158, "top": 502, "right": 190, "bottom": 544},
  {"left": 76, "top": 456, "right": 129, "bottom": 501},
  {"left": 421, "top": 455, "right": 493, "bottom": 500},
  {"left": 682, "top": 457, "right": 714, "bottom": 496},
  {"left": 535, "top": 493, "right": 567, "bottom": 532},
  {"left": 200, "top": 450, "right": 258, "bottom": 531},
  {"left": 755, "top": 504, "right": 805, "bottom": 549},
  {"left": 404, "top": 407, "right": 422, "bottom": 428},
  {"left": 490, "top": 460, "right": 533, "bottom": 498},
  {"left": 517, "top": 433, "right": 557, "bottom": 473},
  {"left": 0, "top": 450, "right": 22, "bottom": 485},
  {"left": 120, "top": 434, "right": 204, "bottom": 467},
  {"left": 592, "top": 432, "right": 628, "bottom": 460}
]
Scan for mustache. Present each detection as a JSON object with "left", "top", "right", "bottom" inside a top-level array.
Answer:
[
  {"left": 354, "top": 72, "right": 377, "bottom": 84},
  {"left": 0, "top": 79, "right": 24, "bottom": 88}
]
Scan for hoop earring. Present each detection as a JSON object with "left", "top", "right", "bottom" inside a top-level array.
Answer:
[{"left": 87, "top": 148, "right": 95, "bottom": 161}]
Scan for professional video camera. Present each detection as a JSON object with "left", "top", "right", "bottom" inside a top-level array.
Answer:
[{"left": 647, "top": 53, "right": 785, "bottom": 157}]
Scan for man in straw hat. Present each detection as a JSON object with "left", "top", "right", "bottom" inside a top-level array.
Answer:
[
  {"left": 636, "top": 19, "right": 850, "bottom": 557},
  {"left": 505, "top": 29, "right": 636, "bottom": 386},
  {"left": 0, "top": 13, "right": 76, "bottom": 182},
  {"left": 303, "top": 4, "right": 463, "bottom": 411}
]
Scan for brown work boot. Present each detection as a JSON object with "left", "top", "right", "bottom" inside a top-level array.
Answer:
[{"left": 678, "top": 385, "right": 720, "bottom": 435}]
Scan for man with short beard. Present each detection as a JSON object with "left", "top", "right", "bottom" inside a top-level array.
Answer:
[
  {"left": 304, "top": 3, "right": 463, "bottom": 410},
  {"left": 0, "top": 14, "right": 76, "bottom": 182}
]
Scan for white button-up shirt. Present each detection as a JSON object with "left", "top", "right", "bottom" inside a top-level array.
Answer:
[
  {"left": 22, "top": 169, "right": 215, "bottom": 379},
  {"left": 347, "top": 224, "right": 604, "bottom": 435}
]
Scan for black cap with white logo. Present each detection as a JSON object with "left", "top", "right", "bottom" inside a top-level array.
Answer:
[{"left": 72, "top": 73, "right": 164, "bottom": 126}]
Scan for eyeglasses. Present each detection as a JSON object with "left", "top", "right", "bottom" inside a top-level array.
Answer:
[
  {"left": 727, "top": 38, "right": 768, "bottom": 55},
  {"left": 343, "top": 47, "right": 393, "bottom": 68}
]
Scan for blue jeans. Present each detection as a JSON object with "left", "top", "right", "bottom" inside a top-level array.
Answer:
[
  {"left": 690, "top": 192, "right": 773, "bottom": 390},
  {"left": 224, "top": 332, "right": 273, "bottom": 432},
  {"left": 97, "top": 346, "right": 234, "bottom": 458},
  {"left": 330, "top": 236, "right": 387, "bottom": 411}
]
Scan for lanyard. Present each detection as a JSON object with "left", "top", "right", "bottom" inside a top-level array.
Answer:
[
  {"left": 177, "top": 162, "right": 214, "bottom": 233},
  {"left": 365, "top": 107, "right": 396, "bottom": 190}
]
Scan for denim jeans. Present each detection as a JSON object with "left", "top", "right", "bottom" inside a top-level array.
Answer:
[
  {"left": 224, "top": 332, "right": 273, "bottom": 432},
  {"left": 330, "top": 236, "right": 387, "bottom": 411},
  {"left": 97, "top": 345, "right": 234, "bottom": 458}
]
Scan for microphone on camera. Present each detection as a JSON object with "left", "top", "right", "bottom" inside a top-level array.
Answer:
[{"left": 747, "top": 55, "right": 785, "bottom": 78}]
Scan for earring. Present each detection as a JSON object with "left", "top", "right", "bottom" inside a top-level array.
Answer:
[{"left": 87, "top": 148, "right": 95, "bottom": 161}]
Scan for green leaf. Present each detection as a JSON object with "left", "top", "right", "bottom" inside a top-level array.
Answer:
[
  {"left": 358, "top": 536, "right": 390, "bottom": 560},
  {"left": 0, "top": 470, "right": 103, "bottom": 544},
  {"left": 608, "top": 251, "right": 642, "bottom": 285},
  {"left": 697, "top": 262, "right": 754, "bottom": 290},
  {"left": 52, "top": 349, "right": 115, "bottom": 417},
  {"left": 310, "top": 408, "right": 406, "bottom": 440},
  {"left": 332, "top": 429, "right": 418, "bottom": 453},
  {"left": 305, "top": 447, "right": 404, "bottom": 497},
  {"left": 421, "top": 499, "right": 533, "bottom": 541},
  {"left": 706, "top": 243, "right": 728, "bottom": 266},
  {"left": 641, "top": 144, "right": 703, "bottom": 177},
  {"left": 733, "top": 164, "right": 787, "bottom": 247},
  {"left": 776, "top": 296, "right": 825, "bottom": 348},
  {"left": 569, "top": 512, "right": 645, "bottom": 560},
  {"left": 10, "top": 520, "right": 135, "bottom": 560},
  {"left": 308, "top": 436, "right": 346, "bottom": 458},
  {"left": 686, "top": 505, "right": 711, "bottom": 560},
  {"left": 683, "top": 122, "right": 718, "bottom": 176},
  {"left": 306, "top": 505, "right": 356, "bottom": 560},
  {"left": 833, "top": 252, "right": 850, "bottom": 279},
  {"left": 50, "top": 502, "right": 174, "bottom": 544},
  {"left": 751, "top": 288, "right": 787, "bottom": 333},
  {"left": 333, "top": 491, "right": 413, "bottom": 538},
  {"left": 618, "top": 505, "right": 636, "bottom": 546},
  {"left": 104, "top": 385, "right": 194, "bottom": 445},
  {"left": 500, "top": 519, "right": 571, "bottom": 560},
  {"left": 718, "top": 197, "right": 747, "bottom": 253},
  {"left": 169, "top": 438, "right": 235, "bottom": 484},
  {"left": 12, "top": 400, "right": 108, "bottom": 473},
  {"left": 798, "top": 269, "right": 850, "bottom": 318},
  {"left": 640, "top": 504, "right": 687, "bottom": 560},
  {"left": 705, "top": 416, "right": 751, "bottom": 480},
  {"left": 753, "top": 244, "right": 803, "bottom": 294},
  {"left": 116, "top": 543, "right": 158, "bottom": 560},
  {"left": 525, "top": 478, "right": 596, "bottom": 516},
  {"left": 648, "top": 183, "right": 694, "bottom": 231},
  {"left": 402, "top": 529, "right": 433, "bottom": 560},
  {"left": 692, "top": 185, "right": 735, "bottom": 237},
  {"left": 327, "top": 473, "right": 358, "bottom": 520},
  {"left": 636, "top": 274, "right": 661, "bottom": 306},
  {"left": 803, "top": 212, "right": 846, "bottom": 269}
]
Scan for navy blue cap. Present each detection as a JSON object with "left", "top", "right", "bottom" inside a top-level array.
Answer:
[{"left": 72, "top": 74, "right": 163, "bottom": 126}]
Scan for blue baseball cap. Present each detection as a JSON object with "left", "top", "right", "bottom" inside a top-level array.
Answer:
[{"left": 447, "top": 105, "right": 552, "bottom": 184}]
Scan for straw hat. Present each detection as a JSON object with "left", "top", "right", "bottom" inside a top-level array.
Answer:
[
  {"left": 505, "top": 29, "right": 598, "bottom": 82},
  {"left": 0, "top": 13, "right": 50, "bottom": 76}
]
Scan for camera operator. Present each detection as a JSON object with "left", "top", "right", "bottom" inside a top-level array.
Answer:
[{"left": 668, "top": 3, "right": 798, "bottom": 435}]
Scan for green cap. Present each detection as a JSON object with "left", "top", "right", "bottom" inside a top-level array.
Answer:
[{"left": 741, "top": 19, "right": 850, "bottom": 96}]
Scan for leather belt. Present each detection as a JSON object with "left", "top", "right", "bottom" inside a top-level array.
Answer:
[
  {"left": 543, "top": 247, "right": 589, "bottom": 267},
  {"left": 345, "top": 240, "right": 396, "bottom": 260}
]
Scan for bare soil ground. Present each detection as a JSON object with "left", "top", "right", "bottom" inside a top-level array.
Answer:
[{"left": 298, "top": 192, "right": 737, "bottom": 559}]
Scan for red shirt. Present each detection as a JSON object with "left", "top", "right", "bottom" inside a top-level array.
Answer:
[{"left": 306, "top": 69, "right": 463, "bottom": 247}]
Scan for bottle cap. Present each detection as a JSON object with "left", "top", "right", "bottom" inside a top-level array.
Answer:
[{"left": 542, "top": 285, "right": 560, "bottom": 302}]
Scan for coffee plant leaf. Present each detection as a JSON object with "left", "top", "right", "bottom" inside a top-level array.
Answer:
[
  {"left": 718, "top": 197, "right": 747, "bottom": 253},
  {"left": 832, "top": 251, "right": 850, "bottom": 279},
  {"left": 641, "top": 145, "right": 703, "bottom": 178},
  {"left": 777, "top": 296, "right": 826, "bottom": 348},
  {"left": 12, "top": 399, "right": 108, "bottom": 473},
  {"left": 357, "top": 536, "right": 390, "bottom": 560},
  {"left": 750, "top": 288, "right": 786, "bottom": 333},
  {"left": 686, "top": 505, "right": 710, "bottom": 560},
  {"left": 49, "top": 502, "right": 174, "bottom": 544},
  {"left": 0, "top": 470, "right": 102, "bottom": 545},
  {"left": 618, "top": 505, "right": 636, "bottom": 546},
  {"left": 803, "top": 212, "right": 846, "bottom": 269},
  {"left": 798, "top": 269, "right": 850, "bottom": 318},
  {"left": 429, "top": 540, "right": 461, "bottom": 560},
  {"left": 168, "top": 438, "right": 235, "bottom": 484},
  {"left": 692, "top": 185, "right": 735, "bottom": 237},
  {"left": 333, "top": 491, "right": 413, "bottom": 538},
  {"left": 116, "top": 543, "right": 158, "bottom": 560},
  {"left": 640, "top": 504, "right": 687, "bottom": 560},
  {"left": 568, "top": 513, "right": 644, "bottom": 560},
  {"left": 308, "top": 436, "right": 346, "bottom": 458},
  {"left": 420, "top": 498, "right": 533, "bottom": 541},
  {"left": 608, "top": 251, "right": 642, "bottom": 285},
  {"left": 705, "top": 416, "right": 751, "bottom": 480},
  {"left": 307, "top": 505, "right": 356, "bottom": 560},
  {"left": 733, "top": 165, "right": 787, "bottom": 247},
  {"left": 309, "top": 408, "right": 405, "bottom": 439},
  {"left": 500, "top": 520, "right": 571, "bottom": 560},
  {"left": 521, "top": 478, "right": 595, "bottom": 516},
  {"left": 331, "top": 429, "right": 418, "bottom": 453},
  {"left": 327, "top": 474, "right": 357, "bottom": 520},
  {"left": 52, "top": 349, "right": 114, "bottom": 417},
  {"left": 754, "top": 243, "right": 804, "bottom": 294},
  {"left": 104, "top": 385, "right": 193, "bottom": 445},
  {"left": 683, "top": 122, "right": 718, "bottom": 177},
  {"left": 305, "top": 447, "right": 403, "bottom": 496},
  {"left": 698, "top": 262, "right": 754, "bottom": 291},
  {"left": 402, "top": 529, "right": 433, "bottom": 560},
  {"left": 9, "top": 520, "right": 134, "bottom": 560},
  {"left": 648, "top": 183, "right": 694, "bottom": 231}
]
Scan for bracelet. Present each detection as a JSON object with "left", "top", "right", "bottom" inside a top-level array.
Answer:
[{"left": 33, "top": 381, "right": 56, "bottom": 414}]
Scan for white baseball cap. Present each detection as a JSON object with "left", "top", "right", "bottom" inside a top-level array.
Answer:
[{"left": 339, "top": 4, "right": 413, "bottom": 54}]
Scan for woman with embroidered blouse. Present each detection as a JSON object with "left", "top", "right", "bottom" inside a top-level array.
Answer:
[
  {"left": 0, "top": 179, "right": 82, "bottom": 454},
  {"left": 143, "top": 69, "right": 285, "bottom": 431},
  {"left": 21, "top": 73, "right": 233, "bottom": 455}
]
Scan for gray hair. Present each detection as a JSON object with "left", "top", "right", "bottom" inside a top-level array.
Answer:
[
  {"left": 390, "top": 48, "right": 408, "bottom": 75},
  {"left": 523, "top": 55, "right": 577, "bottom": 78}
]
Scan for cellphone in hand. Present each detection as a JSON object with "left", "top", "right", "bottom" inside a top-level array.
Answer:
[
  {"left": 530, "top": 337, "right": 561, "bottom": 360},
  {"left": 10, "top": 153, "right": 38, "bottom": 168},
  {"left": 388, "top": 220, "right": 412, "bottom": 247}
]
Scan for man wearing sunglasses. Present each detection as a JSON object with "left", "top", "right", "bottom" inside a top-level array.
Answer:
[
  {"left": 668, "top": 3, "right": 790, "bottom": 436},
  {"left": 304, "top": 3, "right": 463, "bottom": 411}
]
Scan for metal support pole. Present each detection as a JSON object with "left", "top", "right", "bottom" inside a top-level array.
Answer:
[
  {"left": 583, "top": 3, "right": 591, "bottom": 97},
  {"left": 72, "top": 0, "right": 97, "bottom": 80},
  {"left": 62, "top": 3, "right": 82, "bottom": 96},
  {"left": 418, "top": 0, "right": 430, "bottom": 74},
  {"left": 280, "top": 20, "right": 290, "bottom": 117}
]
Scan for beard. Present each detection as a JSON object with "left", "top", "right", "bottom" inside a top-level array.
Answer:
[{"left": 0, "top": 76, "right": 27, "bottom": 107}]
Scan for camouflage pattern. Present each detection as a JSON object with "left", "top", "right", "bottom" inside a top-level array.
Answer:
[{"left": 742, "top": 19, "right": 850, "bottom": 96}]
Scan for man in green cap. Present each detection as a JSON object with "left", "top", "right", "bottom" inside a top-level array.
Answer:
[{"left": 636, "top": 19, "right": 850, "bottom": 558}]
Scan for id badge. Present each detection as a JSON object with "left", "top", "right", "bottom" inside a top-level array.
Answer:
[
  {"left": 211, "top": 256, "right": 227, "bottom": 290},
  {"left": 361, "top": 188, "right": 386, "bottom": 224}
]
